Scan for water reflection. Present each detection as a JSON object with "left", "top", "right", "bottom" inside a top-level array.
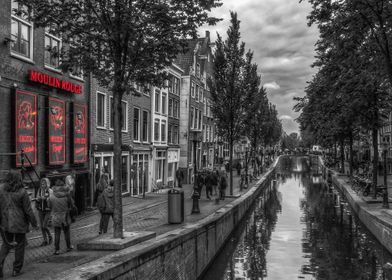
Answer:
[{"left": 203, "top": 156, "right": 392, "bottom": 280}]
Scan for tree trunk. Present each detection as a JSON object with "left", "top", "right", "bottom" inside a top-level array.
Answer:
[
  {"left": 112, "top": 70, "right": 124, "bottom": 238},
  {"left": 349, "top": 132, "right": 353, "bottom": 176},
  {"left": 340, "top": 139, "right": 345, "bottom": 174},
  {"left": 372, "top": 126, "right": 378, "bottom": 199}
]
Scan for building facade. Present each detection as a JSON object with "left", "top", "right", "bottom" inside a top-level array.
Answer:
[{"left": 0, "top": 0, "right": 89, "bottom": 212}]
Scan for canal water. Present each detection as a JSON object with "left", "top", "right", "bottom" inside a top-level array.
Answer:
[{"left": 202, "top": 156, "right": 392, "bottom": 280}]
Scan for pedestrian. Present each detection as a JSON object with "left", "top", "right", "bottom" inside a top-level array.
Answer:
[
  {"left": 0, "top": 170, "right": 38, "bottom": 277},
  {"left": 175, "top": 169, "right": 184, "bottom": 188},
  {"left": 48, "top": 179, "right": 74, "bottom": 255},
  {"left": 36, "top": 178, "right": 53, "bottom": 246},
  {"left": 65, "top": 171, "right": 76, "bottom": 199},
  {"left": 97, "top": 180, "right": 114, "bottom": 234},
  {"left": 205, "top": 171, "right": 214, "bottom": 199},
  {"left": 211, "top": 170, "right": 219, "bottom": 196},
  {"left": 236, "top": 162, "right": 241, "bottom": 176},
  {"left": 95, "top": 173, "right": 108, "bottom": 205},
  {"left": 219, "top": 172, "right": 227, "bottom": 200},
  {"left": 196, "top": 172, "right": 205, "bottom": 199}
]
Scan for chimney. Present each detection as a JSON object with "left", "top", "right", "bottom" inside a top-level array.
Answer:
[{"left": 205, "top": 30, "right": 210, "bottom": 39}]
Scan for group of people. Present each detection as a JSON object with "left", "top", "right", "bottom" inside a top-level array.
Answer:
[
  {"left": 0, "top": 170, "right": 76, "bottom": 277},
  {"left": 195, "top": 169, "right": 227, "bottom": 200}
]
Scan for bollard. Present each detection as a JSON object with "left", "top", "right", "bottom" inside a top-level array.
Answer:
[{"left": 191, "top": 189, "right": 200, "bottom": 214}]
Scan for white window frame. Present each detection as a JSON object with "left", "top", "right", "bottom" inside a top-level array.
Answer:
[
  {"left": 10, "top": 2, "right": 34, "bottom": 62},
  {"left": 44, "top": 30, "right": 62, "bottom": 72},
  {"left": 191, "top": 82, "right": 195, "bottom": 98},
  {"left": 96, "top": 91, "right": 106, "bottom": 129},
  {"left": 155, "top": 90, "right": 160, "bottom": 113},
  {"left": 162, "top": 93, "right": 167, "bottom": 115},
  {"left": 133, "top": 107, "right": 141, "bottom": 142},
  {"left": 161, "top": 120, "right": 167, "bottom": 143},
  {"left": 154, "top": 119, "right": 160, "bottom": 142}
]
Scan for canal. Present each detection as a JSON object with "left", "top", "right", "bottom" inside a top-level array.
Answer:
[{"left": 202, "top": 156, "right": 392, "bottom": 280}]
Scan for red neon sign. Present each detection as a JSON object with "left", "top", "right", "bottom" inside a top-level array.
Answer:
[
  {"left": 48, "top": 97, "right": 66, "bottom": 165},
  {"left": 15, "top": 90, "right": 37, "bottom": 166},
  {"left": 73, "top": 103, "right": 88, "bottom": 163},
  {"left": 29, "top": 70, "right": 82, "bottom": 94}
]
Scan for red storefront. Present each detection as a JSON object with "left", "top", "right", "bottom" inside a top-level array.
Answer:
[{"left": 9, "top": 70, "right": 90, "bottom": 213}]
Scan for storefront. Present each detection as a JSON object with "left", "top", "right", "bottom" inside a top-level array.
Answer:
[
  {"left": 8, "top": 69, "right": 89, "bottom": 213},
  {"left": 167, "top": 149, "right": 179, "bottom": 187},
  {"left": 130, "top": 151, "right": 150, "bottom": 196},
  {"left": 153, "top": 149, "right": 167, "bottom": 187},
  {"left": 92, "top": 145, "right": 131, "bottom": 197}
]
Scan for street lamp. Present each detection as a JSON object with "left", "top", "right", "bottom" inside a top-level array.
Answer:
[
  {"left": 382, "top": 139, "right": 389, "bottom": 208},
  {"left": 191, "top": 131, "right": 201, "bottom": 214}
]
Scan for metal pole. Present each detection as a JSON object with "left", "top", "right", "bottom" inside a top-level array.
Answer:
[
  {"left": 191, "top": 137, "right": 200, "bottom": 214},
  {"left": 383, "top": 148, "right": 389, "bottom": 208}
]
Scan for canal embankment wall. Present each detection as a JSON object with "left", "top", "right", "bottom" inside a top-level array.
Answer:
[
  {"left": 320, "top": 157, "right": 392, "bottom": 256},
  {"left": 54, "top": 160, "right": 279, "bottom": 280}
]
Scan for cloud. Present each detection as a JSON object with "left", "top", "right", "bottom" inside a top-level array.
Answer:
[
  {"left": 264, "top": 81, "right": 281, "bottom": 90},
  {"left": 199, "top": 0, "right": 319, "bottom": 134},
  {"left": 279, "top": 115, "right": 293, "bottom": 120}
]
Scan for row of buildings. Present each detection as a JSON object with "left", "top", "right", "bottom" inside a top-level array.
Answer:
[{"left": 0, "top": 0, "right": 239, "bottom": 213}]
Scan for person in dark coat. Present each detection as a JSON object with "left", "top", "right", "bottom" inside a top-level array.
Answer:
[
  {"left": 211, "top": 170, "right": 219, "bottom": 196},
  {"left": 219, "top": 173, "right": 227, "bottom": 200},
  {"left": 36, "top": 178, "right": 53, "bottom": 246},
  {"left": 48, "top": 179, "right": 74, "bottom": 255},
  {"left": 97, "top": 180, "right": 114, "bottom": 234},
  {"left": 205, "top": 171, "right": 213, "bottom": 199},
  {"left": 0, "top": 170, "right": 38, "bottom": 277},
  {"left": 175, "top": 169, "right": 184, "bottom": 188}
]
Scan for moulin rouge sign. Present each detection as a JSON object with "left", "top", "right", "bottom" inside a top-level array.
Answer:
[{"left": 29, "top": 70, "right": 82, "bottom": 94}]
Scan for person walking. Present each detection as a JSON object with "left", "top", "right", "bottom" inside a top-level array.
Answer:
[
  {"left": 36, "top": 178, "right": 53, "bottom": 246},
  {"left": 219, "top": 172, "right": 227, "bottom": 200},
  {"left": 65, "top": 172, "right": 76, "bottom": 199},
  {"left": 205, "top": 171, "right": 213, "bottom": 199},
  {"left": 95, "top": 173, "right": 108, "bottom": 205},
  {"left": 211, "top": 170, "right": 219, "bottom": 196},
  {"left": 48, "top": 179, "right": 74, "bottom": 255},
  {"left": 0, "top": 170, "right": 38, "bottom": 277},
  {"left": 97, "top": 180, "right": 114, "bottom": 234},
  {"left": 175, "top": 169, "right": 184, "bottom": 188}
]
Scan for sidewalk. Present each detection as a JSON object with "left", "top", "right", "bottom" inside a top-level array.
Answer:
[{"left": 6, "top": 167, "right": 263, "bottom": 279}]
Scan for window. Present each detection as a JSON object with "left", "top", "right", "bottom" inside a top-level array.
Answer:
[
  {"left": 142, "top": 111, "right": 148, "bottom": 142},
  {"left": 11, "top": 1, "right": 33, "bottom": 59},
  {"left": 133, "top": 107, "right": 140, "bottom": 141},
  {"left": 174, "top": 125, "right": 179, "bottom": 144},
  {"left": 203, "top": 125, "right": 206, "bottom": 142},
  {"left": 97, "top": 92, "right": 106, "bottom": 127},
  {"left": 44, "top": 32, "right": 61, "bottom": 69},
  {"left": 198, "top": 109, "right": 202, "bottom": 129},
  {"left": 191, "top": 82, "right": 195, "bottom": 98},
  {"left": 196, "top": 85, "right": 199, "bottom": 102},
  {"left": 173, "top": 76, "right": 180, "bottom": 95},
  {"left": 144, "top": 84, "right": 151, "bottom": 96},
  {"left": 161, "top": 121, "right": 166, "bottom": 142},
  {"left": 196, "top": 63, "right": 200, "bottom": 78},
  {"left": 168, "top": 124, "right": 173, "bottom": 144},
  {"left": 168, "top": 98, "right": 173, "bottom": 117},
  {"left": 190, "top": 107, "right": 195, "bottom": 129},
  {"left": 174, "top": 100, "right": 179, "bottom": 119},
  {"left": 155, "top": 90, "right": 160, "bottom": 113},
  {"left": 204, "top": 98, "right": 207, "bottom": 115},
  {"left": 121, "top": 101, "right": 127, "bottom": 131},
  {"left": 109, "top": 97, "right": 127, "bottom": 131},
  {"left": 121, "top": 155, "right": 129, "bottom": 193},
  {"left": 162, "top": 93, "right": 167, "bottom": 115},
  {"left": 154, "top": 119, "right": 160, "bottom": 141},
  {"left": 70, "top": 60, "right": 83, "bottom": 80}
]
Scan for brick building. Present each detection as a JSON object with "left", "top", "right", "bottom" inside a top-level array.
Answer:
[
  {"left": 175, "top": 31, "right": 215, "bottom": 183},
  {"left": 0, "top": 0, "right": 89, "bottom": 212}
]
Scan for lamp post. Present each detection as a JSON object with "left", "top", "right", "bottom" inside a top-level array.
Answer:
[
  {"left": 382, "top": 140, "right": 389, "bottom": 208},
  {"left": 191, "top": 131, "right": 200, "bottom": 214}
]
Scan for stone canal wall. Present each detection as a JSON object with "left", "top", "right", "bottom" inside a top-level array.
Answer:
[
  {"left": 55, "top": 161, "right": 278, "bottom": 280},
  {"left": 320, "top": 157, "right": 392, "bottom": 256}
]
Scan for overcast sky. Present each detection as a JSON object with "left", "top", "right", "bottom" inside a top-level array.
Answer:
[{"left": 199, "top": 0, "right": 319, "bottom": 134}]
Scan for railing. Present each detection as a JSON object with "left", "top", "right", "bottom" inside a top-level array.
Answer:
[{"left": 0, "top": 150, "right": 40, "bottom": 196}]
